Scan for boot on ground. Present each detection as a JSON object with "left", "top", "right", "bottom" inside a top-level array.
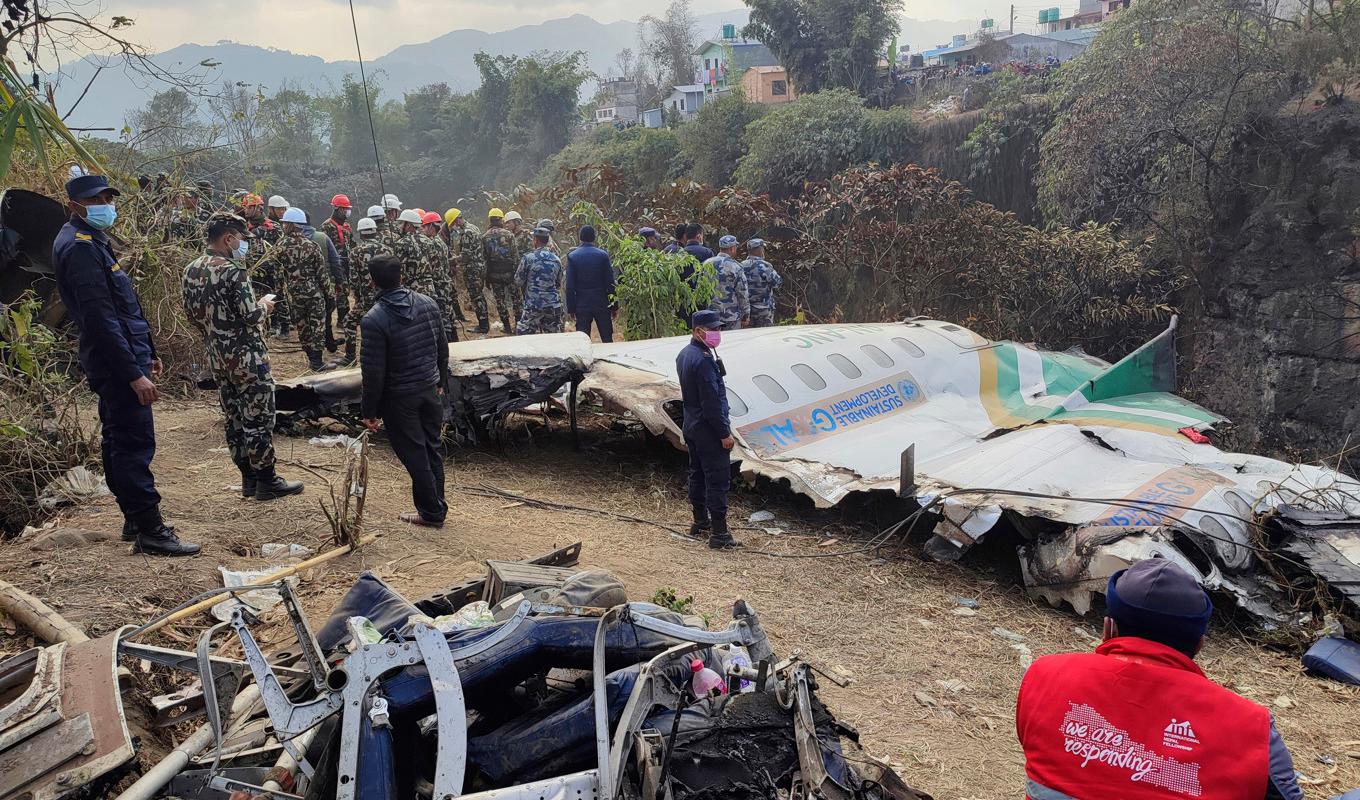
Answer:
[
  {"left": 255, "top": 467, "right": 304, "bottom": 501},
  {"left": 121, "top": 517, "right": 137, "bottom": 542},
  {"left": 133, "top": 523, "right": 201, "bottom": 557},
  {"left": 708, "top": 514, "right": 742, "bottom": 550},
  {"left": 237, "top": 461, "right": 258, "bottom": 499},
  {"left": 689, "top": 505, "right": 711, "bottom": 538},
  {"left": 306, "top": 349, "right": 337, "bottom": 372},
  {"left": 475, "top": 316, "right": 490, "bottom": 334},
  {"left": 334, "top": 340, "right": 356, "bottom": 368},
  {"left": 500, "top": 313, "right": 513, "bottom": 334}
]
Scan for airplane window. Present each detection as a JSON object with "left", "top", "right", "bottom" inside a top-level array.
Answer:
[
  {"left": 892, "top": 337, "right": 926, "bottom": 358},
  {"left": 827, "top": 353, "right": 861, "bottom": 379},
  {"left": 752, "top": 374, "right": 790, "bottom": 403},
  {"left": 726, "top": 388, "right": 748, "bottom": 416},
  {"left": 860, "top": 344, "right": 894, "bottom": 368},
  {"left": 791, "top": 363, "right": 826, "bottom": 390}
]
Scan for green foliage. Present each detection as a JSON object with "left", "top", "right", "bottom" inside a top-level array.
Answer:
[
  {"left": 498, "top": 52, "right": 592, "bottom": 186},
  {"left": 744, "top": 0, "right": 901, "bottom": 97},
  {"left": 572, "top": 200, "right": 718, "bottom": 340},
  {"left": 677, "top": 91, "right": 767, "bottom": 186},
  {"left": 859, "top": 104, "right": 919, "bottom": 166},
  {"left": 543, "top": 125, "right": 683, "bottom": 195},
  {"left": 962, "top": 71, "right": 1055, "bottom": 180},
  {"left": 650, "top": 587, "right": 696, "bottom": 615},
  {"left": 258, "top": 86, "right": 326, "bottom": 164}
]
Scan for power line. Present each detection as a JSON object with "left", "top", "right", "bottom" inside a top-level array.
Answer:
[{"left": 347, "top": 0, "right": 385, "bottom": 197}]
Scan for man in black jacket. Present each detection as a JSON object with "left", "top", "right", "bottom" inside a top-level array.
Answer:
[
  {"left": 564, "top": 225, "right": 617, "bottom": 342},
  {"left": 360, "top": 255, "right": 450, "bottom": 527}
]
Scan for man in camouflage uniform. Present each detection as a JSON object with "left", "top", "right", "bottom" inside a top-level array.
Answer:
[
  {"left": 380, "top": 194, "right": 404, "bottom": 250},
  {"left": 450, "top": 209, "right": 487, "bottom": 333},
  {"left": 181, "top": 214, "right": 304, "bottom": 501},
  {"left": 322, "top": 194, "right": 355, "bottom": 364},
  {"left": 260, "top": 195, "right": 292, "bottom": 337},
  {"left": 481, "top": 209, "right": 518, "bottom": 334},
  {"left": 703, "top": 235, "right": 750, "bottom": 331},
  {"left": 274, "top": 207, "right": 335, "bottom": 371},
  {"left": 514, "top": 227, "right": 564, "bottom": 334},
  {"left": 740, "top": 238, "right": 782, "bottom": 328},
  {"left": 394, "top": 209, "right": 437, "bottom": 299},
  {"left": 421, "top": 211, "right": 460, "bottom": 341},
  {"left": 440, "top": 209, "right": 469, "bottom": 323},
  {"left": 504, "top": 211, "right": 530, "bottom": 319},
  {"left": 345, "top": 216, "right": 391, "bottom": 353}
]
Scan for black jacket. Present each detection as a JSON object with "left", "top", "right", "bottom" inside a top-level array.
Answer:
[
  {"left": 565, "top": 243, "right": 615, "bottom": 314},
  {"left": 677, "top": 337, "right": 730, "bottom": 441},
  {"left": 360, "top": 287, "right": 449, "bottom": 418}
]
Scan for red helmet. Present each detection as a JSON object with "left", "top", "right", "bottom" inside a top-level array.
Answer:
[
  {"left": 330, "top": 194, "right": 352, "bottom": 209},
  {"left": 421, "top": 211, "right": 441, "bottom": 225}
]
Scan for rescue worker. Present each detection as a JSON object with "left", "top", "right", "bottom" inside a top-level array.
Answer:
[
  {"left": 640, "top": 226, "right": 662, "bottom": 250},
  {"left": 504, "top": 211, "right": 529, "bottom": 319},
  {"left": 682, "top": 223, "right": 714, "bottom": 263},
  {"left": 53, "top": 173, "right": 200, "bottom": 556},
  {"left": 367, "top": 204, "right": 385, "bottom": 235},
  {"left": 380, "top": 194, "right": 403, "bottom": 249},
  {"left": 439, "top": 210, "right": 468, "bottom": 323},
  {"left": 1016, "top": 558, "right": 1303, "bottom": 800},
  {"left": 565, "top": 225, "right": 616, "bottom": 342},
  {"left": 182, "top": 213, "right": 304, "bottom": 502},
  {"left": 448, "top": 208, "right": 485, "bottom": 331},
  {"left": 239, "top": 194, "right": 275, "bottom": 307},
  {"left": 676, "top": 309, "right": 739, "bottom": 550},
  {"left": 321, "top": 194, "right": 355, "bottom": 364},
  {"left": 263, "top": 195, "right": 288, "bottom": 242},
  {"left": 444, "top": 208, "right": 476, "bottom": 324},
  {"left": 167, "top": 188, "right": 202, "bottom": 242},
  {"left": 536, "top": 218, "right": 561, "bottom": 254},
  {"left": 664, "top": 223, "right": 687, "bottom": 254},
  {"left": 262, "top": 195, "right": 292, "bottom": 337},
  {"left": 515, "top": 226, "right": 564, "bottom": 334},
  {"left": 274, "top": 207, "right": 335, "bottom": 371},
  {"left": 345, "top": 215, "right": 391, "bottom": 350},
  {"left": 740, "top": 238, "right": 782, "bottom": 328},
  {"left": 704, "top": 235, "right": 749, "bottom": 330},
  {"left": 421, "top": 210, "right": 459, "bottom": 341},
  {"left": 395, "top": 208, "right": 437, "bottom": 302},
  {"left": 481, "top": 208, "right": 518, "bottom": 334}
]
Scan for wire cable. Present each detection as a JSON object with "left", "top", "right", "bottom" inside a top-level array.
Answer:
[{"left": 347, "top": 0, "right": 385, "bottom": 197}]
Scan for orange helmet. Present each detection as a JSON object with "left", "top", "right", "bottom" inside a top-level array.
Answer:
[
  {"left": 421, "top": 211, "right": 441, "bottom": 225},
  {"left": 330, "top": 194, "right": 352, "bottom": 209},
  {"left": 241, "top": 193, "right": 264, "bottom": 207}
]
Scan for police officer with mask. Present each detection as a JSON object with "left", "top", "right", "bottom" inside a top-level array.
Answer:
[
  {"left": 53, "top": 174, "right": 200, "bottom": 556},
  {"left": 676, "top": 309, "right": 740, "bottom": 550}
]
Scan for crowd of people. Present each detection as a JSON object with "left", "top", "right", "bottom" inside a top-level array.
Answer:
[{"left": 49, "top": 170, "right": 1315, "bottom": 800}]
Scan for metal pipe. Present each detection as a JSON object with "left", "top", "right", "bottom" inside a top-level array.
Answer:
[
  {"left": 115, "top": 685, "right": 261, "bottom": 800},
  {"left": 593, "top": 606, "right": 624, "bottom": 800},
  {"left": 262, "top": 726, "right": 319, "bottom": 794}
]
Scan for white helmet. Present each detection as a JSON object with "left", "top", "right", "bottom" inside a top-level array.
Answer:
[
  {"left": 281, "top": 207, "right": 307, "bottom": 224},
  {"left": 381, "top": 193, "right": 402, "bottom": 210},
  {"left": 267, "top": 194, "right": 288, "bottom": 209},
  {"left": 503, "top": 210, "right": 522, "bottom": 222},
  {"left": 356, "top": 217, "right": 378, "bottom": 234},
  {"left": 366, "top": 204, "right": 384, "bottom": 219},
  {"left": 397, "top": 209, "right": 422, "bottom": 226}
]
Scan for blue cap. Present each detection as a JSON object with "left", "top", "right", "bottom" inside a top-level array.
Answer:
[
  {"left": 639, "top": 227, "right": 658, "bottom": 238},
  {"left": 718, "top": 234, "right": 739, "bottom": 248},
  {"left": 66, "top": 174, "right": 120, "bottom": 200},
  {"left": 691, "top": 309, "right": 721, "bottom": 329},
  {"left": 1105, "top": 559, "right": 1212, "bottom": 657},
  {"left": 746, "top": 238, "right": 765, "bottom": 249}
]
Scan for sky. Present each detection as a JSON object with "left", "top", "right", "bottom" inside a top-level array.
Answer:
[{"left": 97, "top": 0, "right": 1051, "bottom": 61}]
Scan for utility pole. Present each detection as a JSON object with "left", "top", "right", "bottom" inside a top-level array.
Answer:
[{"left": 1010, "top": 4, "right": 1015, "bottom": 33}]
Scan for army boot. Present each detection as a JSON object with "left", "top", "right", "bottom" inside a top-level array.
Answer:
[
  {"left": 324, "top": 320, "right": 339, "bottom": 353},
  {"left": 121, "top": 517, "right": 137, "bottom": 542},
  {"left": 306, "top": 349, "right": 336, "bottom": 372},
  {"left": 689, "top": 505, "right": 711, "bottom": 538},
  {"left": 255, "top": 467, "right": 304, "bottom": 501},
  {"left": 475, "top": 315, "right": 490, "bottom": 334},
  {"left": 131, "top": 511, "right": 201, "bottom": 557},
  {"left": 335, "top": 339, "right": 357, "bottom": 368},
  {"left": 708, "top": 514, "right": 742, "bottom": 550},
  {"left": 500, "top": 312, "right": 513, "bottom": 335},
  {"left": 236, "top": 459, "right": 258, "bottom": 499}
]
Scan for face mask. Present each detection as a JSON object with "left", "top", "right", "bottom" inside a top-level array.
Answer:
[
  {"left": 702, "top": 330, "right": 721, "bottom": 348},
  {"left": 84, "top": 203, "right": 117, "bottom": 229},
  {"left": 338, "top": 209, "right": 350, "bottom": 221},
  {"left": 234, "top": 239, "right": 250, "bottom": 258}
]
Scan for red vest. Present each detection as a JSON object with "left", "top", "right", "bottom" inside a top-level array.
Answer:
[{"left": 1017, "top": 638, "right": 1270, "bottom": 800}]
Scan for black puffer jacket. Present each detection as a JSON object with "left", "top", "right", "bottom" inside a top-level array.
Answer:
[{"left": 360, "top": 287, "right": 449, "bottom": 418}]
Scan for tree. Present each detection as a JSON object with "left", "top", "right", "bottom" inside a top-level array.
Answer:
[
  {"left": 126, "top": 87, "right": 209, "bottom": 155},
  {"left": 497, "top": 51, "right": 590, "bottom": 185},
  {"left": 326, "top": 74, "right": 385, "bottom": 170},
  {"left": 733, "top": 89, "right": 869, "bottom": 196},
  {"left": 208, "top": 81, "right": 263, "bottom": 163},
  {"left": 743, "top": 0, "right": 902, "bottom": 96},
  {"left": 258, "top": 85, "right": 325, "bottom": 164},
  {"left": 641, "top": 0, "right": 700, "bottom": 90},
  {"left": 403, "top": 83, "right": 452, "bottom": 158},
  {"left": 677, "top": 91, "right": 766, "bottom": 186}
]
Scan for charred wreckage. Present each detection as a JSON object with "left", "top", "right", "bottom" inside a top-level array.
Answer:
[{"left": 0, "top": 547, "right": 931, "bottom": 799}]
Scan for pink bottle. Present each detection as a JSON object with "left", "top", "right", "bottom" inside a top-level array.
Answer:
[{"left": 690, "top": 657, "right": 728, "bottom": 697}]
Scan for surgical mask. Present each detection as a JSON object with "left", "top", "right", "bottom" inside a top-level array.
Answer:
[
  {"left": 702, "top": 330, "right": 721, "bottom": 348},
  {"left": 234, "top": 239, "right": 250, "bottom": 258},
  {"left": 84, "top": 203, "right": 117, "bottom": 229}
]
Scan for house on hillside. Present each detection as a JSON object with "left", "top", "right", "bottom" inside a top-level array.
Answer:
[
  {"left": 694, "top": 23, "right": 780, "bottom": 97},
  {"left": 1040, "top": 0, "right": 1104, "bottom": 31},
  {"left": 923, "top": 32, "right": 1091, "bottom": 66},
  {"left": 593, "top": 77, "right": 639, "bottom": 126},
  {"left": 741, "top": 66, "right": 795, "bottom": 104},
  {"left": 664, "top": 84, "right": 706, "bottom": 122}
]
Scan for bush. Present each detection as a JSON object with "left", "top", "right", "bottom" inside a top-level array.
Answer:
[
  {"left": 734, "top": 89, "right": 870, "bottom": 197},
  {"left": 541, "top": 126, "right": 682, "bottom": 195},
  {"left": 677, "top": 92, "right": 768, "bottom": 186}
]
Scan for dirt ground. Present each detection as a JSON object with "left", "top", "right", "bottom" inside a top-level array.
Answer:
[{"left": 2, "top": 339, "right": 1358, "bottom": 800}]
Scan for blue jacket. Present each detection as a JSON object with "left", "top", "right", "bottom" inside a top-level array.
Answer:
[
  {"left": 565, "top": 243, "right": 615, "bottom": 314},
  {"left": 676, "top": 337, "right": 729, "bottom": 441},
  {"left": 53, "top": 215, "right": 155, "bottom": 385}
]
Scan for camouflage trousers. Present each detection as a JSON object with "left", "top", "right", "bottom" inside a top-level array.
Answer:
[
  {"left": 466, "top": 262, "right": 489, "bottom": 320},
  {"left": 432, "top": 274, "right": 459, "bottom": 341},
  {"left": 750, "top": 309, "right": 776, "bottom": 328},
  {"left": 517, "top": 306, "right": 564, "bottom": 335},
  {"left": 346, "top": 281, "right": 376, "bottom": 344},
  {"left": 253, "top": 266, "right": 290, "bottom": 333},
  {"left": 332, "top": 281, "right": 351, "bottom": 344},
  {"left": 217, "top": 373, "right": 276, "bottom": 471},
  {"left": 488, "top": 280, "right": 516, "bottom": 330},
  {"left": 289, "top": 288, "right": 327, "bottom": 352}
]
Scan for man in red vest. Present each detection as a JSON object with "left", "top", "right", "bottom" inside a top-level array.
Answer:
[{"left": 1016, "top": 559, "right": 1302, "bottom": 800}]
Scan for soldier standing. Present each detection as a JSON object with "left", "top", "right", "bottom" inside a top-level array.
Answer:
[
  {"left": 481, "top": 209, "right": 518, "bottom": 334},
  {"left": 182, "top": 214, "right": 305, "bottom": 502},
  {"left": 274, "top": 207, "right": 335, "bottom": 371},
  {"left": 451, "top": 209, "right": 487, "bottom": 333},
  {"left": 703, "top": 234, "right": 749, "bottom": 331},
  {"left": 514, "top": 227, "right": 564, "bottom": 334},
  {"left": 442, "top": 209, "right": 470, "bottom": 323},
  {"left": 504, "top": 211, "right": 530, "bottom": 319},
  {"left": 345, "top": 216, "right": 391, "bottom": 350},
  {"left": 322, "top": 194, "right": 355, "bottom": 365},
  {"left": 262, "top": 195, "right": 292, "bottom": 337},
  {"left": 394, "top": 209, "right": 437, "bottom": 300},
  {"left": 380, "top": 194, "right": 403, "bottom": 249},
  {"left": 740, "top": 238, "right": 782, "bottom": 328},
  {"left": 421, "top": 211, "right": 459, "bottom": 341}
]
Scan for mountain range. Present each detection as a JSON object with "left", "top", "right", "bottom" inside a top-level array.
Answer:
[{"left": 54, "top": 9, "right": 975, "bottom": 133}]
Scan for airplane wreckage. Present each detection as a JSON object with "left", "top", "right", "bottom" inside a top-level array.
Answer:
[{"left": 278, "top": 321, "right": 1360, "bottom": 631}]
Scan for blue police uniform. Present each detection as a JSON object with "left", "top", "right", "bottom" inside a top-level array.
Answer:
[
  {"left": 53, "top": 203, "right": 162, "bottom": 528},
  {"left": 565, "top": 236, "right": 616, "bottom": 342},
  {"left": 676, "top": 310, "right": 738, "bottom": 548}
]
